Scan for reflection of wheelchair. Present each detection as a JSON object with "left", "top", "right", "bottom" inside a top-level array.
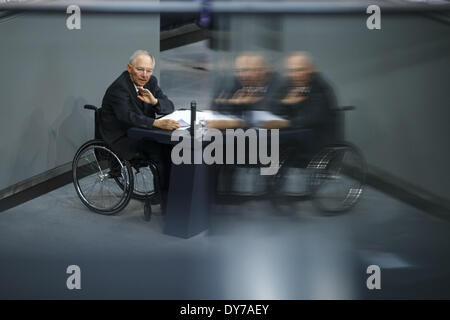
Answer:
[
  {"left": 271, "top": 142, "right": 366, "bottom": 214},
  {"left": 271, "top": 106, "right": 366, "bottom": 214},
  {"left": 216, "top": 106, "right": 366, "bottom": 214},
  {"left": 72, "top": 105, "right": 160, "bottom": 219}
]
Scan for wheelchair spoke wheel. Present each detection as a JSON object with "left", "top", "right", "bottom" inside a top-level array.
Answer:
[
  {"left": 308, "top": 144, "right": 366, "bottom": 213},
  {"left": 115, "top": 165, "right": 156, "bottom": 200},
  {"left": 72, "top": 140, "right": 133, "bottom": 215}
]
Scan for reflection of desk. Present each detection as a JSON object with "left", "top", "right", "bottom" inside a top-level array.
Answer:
[
  {"left": 127, "top": 127, "right": 211, "bottom": 239},
  {"left": 128, "top": 124, "right": 315, "bottom": 238}
]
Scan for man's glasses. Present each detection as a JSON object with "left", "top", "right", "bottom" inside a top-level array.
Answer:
[{"left": 135, "top": 67, "right": 153, "bottom": 74}]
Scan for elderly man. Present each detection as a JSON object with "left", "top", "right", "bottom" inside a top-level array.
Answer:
[
  {"left": 275, "top": 52, "right": 336, "bottom": 133},
  {"left": 101, "top": 50, "right": 179, "bottom": 155},
  {"left": 209, "top": 52, "right": 278, "bottom": 129},
  {"left": 273, "top": 52, "right": 337, "bottom": 165},
  {"left": 208, "top": 52, "right": 281, "bottom": 195},
  {"left": 101, "top": 50, "right": 179, "bottom": 204}
]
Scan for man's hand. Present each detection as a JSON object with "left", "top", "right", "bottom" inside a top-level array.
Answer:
[
  {"left": 262, "top": 120, "right": 291, "bottom": 129},
  {"left": 137, "top": 87, "right": 158, "bottom": 105},
  {"left": 280, "top": 89, "right": 307, "bottom": 105},
  {"left": 228, "top": 88, "right": 263, "bottom": 105},
  {"left": 228, "top": 95, "right": 262, "bottom": 105},
  {"left": 153, "top": 119, "right": 180, "bottom": 130},
  {"left": 206, "top": 119, "right": 247, "bottom": 129}
]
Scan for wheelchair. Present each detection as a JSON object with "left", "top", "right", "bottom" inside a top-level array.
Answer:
[
  {"left": 72, "top": 105, "right": 160, "bottom": 219},
  {"left": 269, "top": 106, "right": 366, "bottom": 214},
  {"left": 215, "top": 106, "right": 367, "bottom": 215}
]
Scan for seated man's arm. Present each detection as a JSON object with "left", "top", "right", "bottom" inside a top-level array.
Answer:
[
  {"left": 291, "top": 90, "right": 334, "bottom": 128},
  {"left": 262, "top": 119, "right": 291, "bottom": 129},
  {"left": 108, "top": 87, "right": 155, "bottom": 129},
  {"left": 206, "top": 119, "right": 247, "bottom": 129},
  {"left": 109, "top": 88, "right": 179, "bottom": 130},
  {"left": 146, "top": 76, "right": 175, "bottom": 115}
]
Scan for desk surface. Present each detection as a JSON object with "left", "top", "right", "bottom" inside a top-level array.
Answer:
[
  {"left": 127, "top": 127, "right": 176, "bottom": 145},
  {"left": 126, "top": 125, "right": 313, "bottom": 238},
  {"left": 127, "top": 126, "right": 313, "bottom": 145}
]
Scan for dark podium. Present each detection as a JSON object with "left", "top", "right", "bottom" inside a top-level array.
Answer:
[{"left": 127, "top": 124, "right": 212, "bottom": 239}]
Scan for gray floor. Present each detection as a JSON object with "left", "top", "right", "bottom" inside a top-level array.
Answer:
[
  {"left": 1, "top": 178, "right": 450, "bottom": 299},
  {"left": 1, "top": 41, "right": 450, "bottom": 299}
]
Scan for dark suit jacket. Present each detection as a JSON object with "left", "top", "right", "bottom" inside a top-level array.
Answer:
[
  {"left": 100, "top": 71, "right": 174, "bottom": 147},
  {"left": 272, "top": 73, "right": 337, "bottom": 153},
  {"left": 273, "top": 73, "right": 336, "bottom": 130},
  {"left": 211, "top": 72, "right": 280, "bottom": 118}
]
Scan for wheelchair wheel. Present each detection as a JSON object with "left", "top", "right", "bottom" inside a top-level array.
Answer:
[
  {"left": 114, "top": 164, "right": 156, "bottom": 201},
  {"left": 307, "top": 143, "right": 366, "bottom": 213},
  {"left": 72, "top": 139, "right": 134, "bottom": 215}
]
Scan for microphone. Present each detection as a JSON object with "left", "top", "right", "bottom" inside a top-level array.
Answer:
[{"left": 190, "top": 100, "right": 197, "bottom": 136}]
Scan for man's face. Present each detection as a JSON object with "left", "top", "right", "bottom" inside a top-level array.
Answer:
[
  {"left": 285, "top": 55, "right": 314, "bottom": 86},
  {"left": 235, "top": 55, "right": 268, "bottom": 87},
  {"left": 127, "top": 55, "right": 154, "bottom": 87}
]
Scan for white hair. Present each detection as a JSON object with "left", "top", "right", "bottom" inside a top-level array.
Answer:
[
  {"left": 288, "top": 51, "right": 314, "bottom": 67},
  {"left": 129, "top": 50, "right": 155, "bottom": 67}
]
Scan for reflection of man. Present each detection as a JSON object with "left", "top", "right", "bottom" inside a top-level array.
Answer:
[
  {"left": 276, "top": 52, "right": 335, "bottom": 130},
  {"left": 274, "top": 52, "right": 336, "bottom": 149},
  {"left": 209, "top": 53, "right": 281, "bottom": 194},
  {"left": 209, "top": 52, "right": 278, "bottom": 129},
  {"left": 227, "top": 53, "right": 271, "bottom": 106},
  {"left": 101, "top": 50, "right": 179, "bottom": 204}
]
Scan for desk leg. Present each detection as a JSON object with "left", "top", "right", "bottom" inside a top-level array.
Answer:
[{"left": 164, "top": 163, "right": 211, "bottom": 238}]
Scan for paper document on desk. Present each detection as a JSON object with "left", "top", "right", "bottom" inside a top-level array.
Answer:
[
  {"left": 174, "top": 119, "right": 189, "bottom": 129},
  {"left": 159, "top": 109, "right": 242, "bottom": 129},
  {"left": 160, "top": 110, "right": 191, "bottom": 123},
  {"left": 249, "top": 110, "right": 285, "bottom": 123},
  {"left": 158, "top": 110, "right": 191, "bottom": 130},
  {"left": 196, "top": 110, "right": 241, "bottom": 121}
]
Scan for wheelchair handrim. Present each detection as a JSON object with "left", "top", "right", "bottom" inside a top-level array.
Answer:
[
  {"left": 73, "top": 144, "right": 132, "bottom": 212},
  {"left": 308, "top": 145, "right": 366, "bottom": 212}
]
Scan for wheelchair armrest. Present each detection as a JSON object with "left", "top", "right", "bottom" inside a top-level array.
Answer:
[
  {"left": 337, "top": 106, "right": 355, "bottom": 112},
  {"left": 84, "top": 104, "right": 98, "bottom": 111}
]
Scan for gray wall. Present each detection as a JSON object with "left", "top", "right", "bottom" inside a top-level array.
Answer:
[
  {"left": 0, "top": 12, "right": 160, "bottom": 191},
  {"left": 281, "top": 14, "right": 450, "bottom": 201},
  {"left": 1, "top": 11, "right": 449, "bottom": 204},
  {"left": 222, "top": 13, "right": 450, "bottom": 201}
]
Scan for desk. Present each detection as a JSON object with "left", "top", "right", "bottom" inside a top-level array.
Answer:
[
  {"left": 128, "top": 126, "right": 314, "bottom": 239},
  {"left": 128, "top": 127, "right": 212, "bottom": 239}
]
